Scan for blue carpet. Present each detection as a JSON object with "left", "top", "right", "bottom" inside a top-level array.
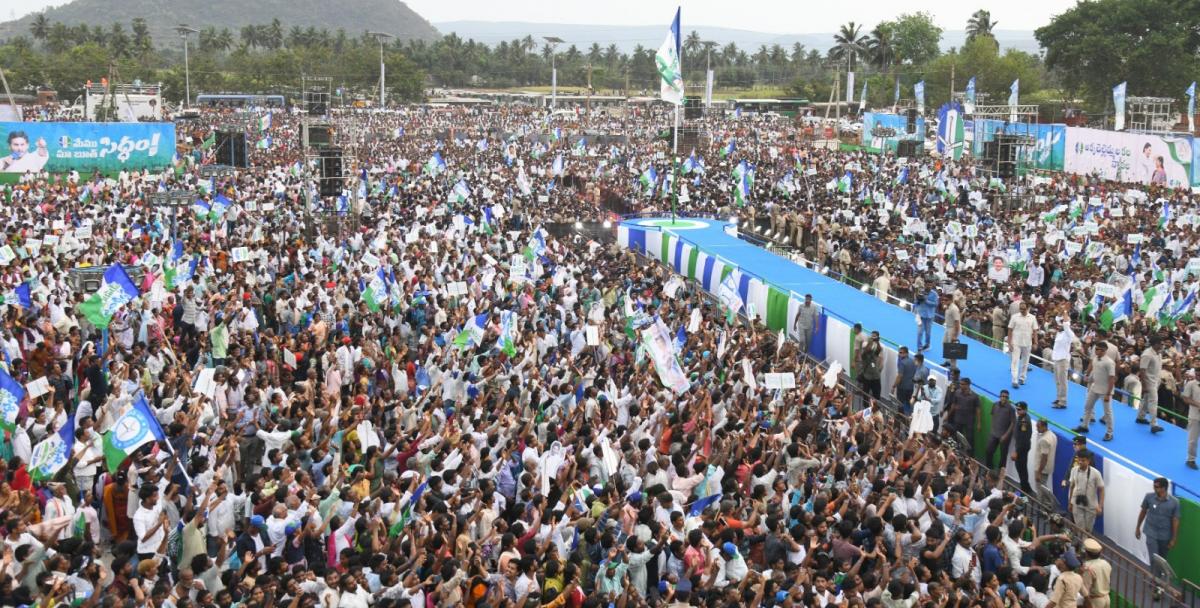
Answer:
[{"left": 636, "top": 218, "right": 1200, "bottom": 500}]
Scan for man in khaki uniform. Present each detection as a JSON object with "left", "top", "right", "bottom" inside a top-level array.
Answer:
[
  {"left": 991, "top": 302, "right": 1008, "bottom": 348},
  {"left": 1076, "top": 342, "right": 1116, "bottom": 442},
  {"left": 1137, "top": 336, "right": 1165, "bottom": 434},
  {"left": 1080, "top": 538, "right": 1111, "bottom": 608},
  {"left": 1180, "top": 367, "right": 1200, "bottom": 469},
  {"left": 1046, "top": 549, "right": 1084, "bottom": 608}
]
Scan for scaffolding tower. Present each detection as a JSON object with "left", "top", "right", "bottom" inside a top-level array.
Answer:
[{"left": 968, "top": 103, "right": 1040, "bottom": 179}]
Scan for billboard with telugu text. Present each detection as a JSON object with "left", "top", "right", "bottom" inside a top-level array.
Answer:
[
  {"left": 0, "top": 122, "right": 175, "bottom": 176},
  {"left": 1063, "top": 127, "right": 1193, "bottom": 187}
]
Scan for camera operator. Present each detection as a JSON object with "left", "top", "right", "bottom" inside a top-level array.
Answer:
[{"left": 1066, "top": 450, "right": 1105, "bottom": 533}]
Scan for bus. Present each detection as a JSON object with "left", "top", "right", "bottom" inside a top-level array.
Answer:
[
  {"left": 195, "top": 94, "right": 287, "bottom": 108},
  {"left": 727, "top": 98, "right": 811, "bottom": 117}
]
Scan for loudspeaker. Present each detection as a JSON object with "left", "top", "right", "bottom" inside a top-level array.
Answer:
[
  {"left": 906, "top": 108, "right": 918, "bottom": 134},
  {"left": 942, "top": 341, "right": 968, "bottom": 361},
  {"left": 215, "top": 131, "right": 248, "bottom": 168},
  {"left": 897, "top": 139, "right": 921, "bottom": 158},
  {"left": 318, "top": 147, "right": 343, "bottom": 197},
  {"left": 304, "top": 92, "right": 327, "bottom": 116},
  {"left": 684, "top": 97, "right": 703, "bottom": 120}
]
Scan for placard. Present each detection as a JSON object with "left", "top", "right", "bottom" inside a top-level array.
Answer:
[
  {"left": 742, "top": 359, "right": 757, "bottom": 390},
  {"left": 1126, "top": 234, "right": 1144, "bottom": 244},
  {"left": 193, "top": 368, "right": 217, "bottom": 398},
  {"left": 362, "top": 252, "right": 380, "bottom": 268},
  {"left": 1019, "top": 237, "right": 1037, "bottom": 251},
  {"left": 0, "top": 246, "right": 14, "bottom": 266},
  {"left": 1093, "top": 283, "right": 1116, "bottom": 298},
  {"left": 74, "top": 226, "right": 92, "bottom": 240},
  {"left": 231, "top": 247, "right": 251, "bottom": 263},
  {"left": 764, "top": 373, "right": 797, "bottom": 390},
  {"left": 1064, "top": 241, "right": 1083, "bottom": 256},
  {"left": 283, "top": 349, "right": 297, "bottom": 368},
  {"left": 585, "top": 325, "right": 600, "bottom": 346},
  {"left": 25, "top": 377, "right": 51, "bottom": 399}
]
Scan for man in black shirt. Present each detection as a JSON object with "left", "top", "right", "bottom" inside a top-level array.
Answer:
[
  {"left": 1011, "top": 402, "right": 1035, "bottom": 494},
  {"left": 943, "top": 377, "right": 980, "bottom": 450}
]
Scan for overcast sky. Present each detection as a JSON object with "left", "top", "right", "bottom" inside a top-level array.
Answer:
[{"left": 10, "top": 0, "right": 1079, "bottom": 33}]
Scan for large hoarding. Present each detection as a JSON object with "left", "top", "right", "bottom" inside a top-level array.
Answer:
[
  {"left": 972, "top": 119, "right": 1066, "bottom": 172},
  {"left": 1063, "top": 127, "right": 1194, "bottom": 187},
  {"left": 862, "top": 112, "right": 923, "bottom": 155},
  {"left": 0, "top": 122, "right": 175, "bottom": 176}
]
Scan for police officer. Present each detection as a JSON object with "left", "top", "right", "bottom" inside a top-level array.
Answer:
[
  {"left": 1011, "top": 402, "right": 1034, "bottom": 494},
  {"left": 1080, "top": 538, "right": 1111, "bottom": 608}
]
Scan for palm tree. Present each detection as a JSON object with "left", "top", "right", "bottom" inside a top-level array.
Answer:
[
  {"left": 216, "top": 28, "right": 234, "bottom": 52},
  {"left": 831, "top": 22, "right": 868, "bottom": 72},
  {"left": 966, "top": 10, "right": 998, "bottom": 41},
  {"left": 29, "top": 13, "right": 49, "bottom": 43},
  {"left": 240, "top": 24, "right": 259, "bottom": 49},
  {"left": 866, "top": 23, "right": 895, "bottom": 69},
  {"left": 790, "top": 42, "right": 807, "bottom": 65},
  {"left": 107, "top": 23, "right": 130, "bottom": 58},
  {"left": 587, "top": 43, "right": 602, "bottom": 64},
  {"left": 604, "top": 44, "right": 619, "bottom": 66},
  {"left": 720, "top": 42, "right": 739, "bottom": 67},
  {"left": 287, "top": 25, "right": 304, "bottom": 48},
  {"left": 130, "top": 18, "right": 151, "bottom": 58},
  {"left": 265, "top": 19, "right": 283, "bottom": 50},
  {"left": 753, "top": 45, "right": 770, "bottom": 67},
  {"left": 683, "top": 30, "right": 701, "bottom": 57}
]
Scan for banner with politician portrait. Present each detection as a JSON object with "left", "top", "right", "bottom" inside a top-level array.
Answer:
[
  {"left": 1064, "top": 127, "right": 1195, "bottom": 188},
  {"left": 0, "top": 122, "right": 176, "bottom": 176}
]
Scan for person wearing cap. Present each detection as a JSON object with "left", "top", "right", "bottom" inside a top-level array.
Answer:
[
  {"left": 1046, "top": 549, "right": 1084, "bottom": 608},
  {"left": 1079, "top": 538, "right": 1112, "bottom": 608},
  {"left": 1136, "top": 477, "right": 1179, "bottom": 568},
  {"left": 1137, "top": 335, "right": 1165, "bottom": 434},
  {"left": 1180, "top": 367, "right": 1200, "bottom": 469},
  {"left": 1011, "top": 402, "right": 1035, "bottom": 494}
]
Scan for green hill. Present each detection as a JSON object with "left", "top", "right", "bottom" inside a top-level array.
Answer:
[{"left": 0, "top": 0, "right": 439, "bottom": 45}]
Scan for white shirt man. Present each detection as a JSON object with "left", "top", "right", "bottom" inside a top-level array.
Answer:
[
  {"left": 1007, "top": 304, "right": 1037, "bottom": 386},
  {"left": 1050, "top": 320, "right": 1075, "bottom": 407},
  {"left": 133, "top": 495, "right": 166, "bottom": 556}
]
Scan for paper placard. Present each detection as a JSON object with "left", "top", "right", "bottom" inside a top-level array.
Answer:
[
  {"left": 1093, "top": 283, "right": 1116, "bottom": 298},
  {"left": 538, "top": 195, "right": 549, "bottom": 203},
  {"left": 193, "top": 368, "right": 217, "bottom": 398},
  {"left": 894, "top": 249, "right": 910, "bottom": 261},
  {"left": 25, "top": 377, "right": 51, "bottom": 399},
  {"left": 1019, "top": 237, "right": 1037, "bottom": 251},
  {"left": 1126, "top": 234, "right": 1144, "bottom": 244},
  {"left": 1064, "top": 241, "right": 1083, "bottom": 256},
  {"left": 244, "top": 200, "right": 258, "bottom": 211},
  {"left": 742, "top": 359, "right": 757, "bottom": 390},
  {"left": 1111, "top": 206, "right": 1124, "bottom": 218},
  {"left": 764, "top": 373, "right": 797, "bottom": 390},
  {"left": 283, "top": 349, "right": 297, "bottom": 368},
  {"left": 362, "top": 252, "right": 380, "bottom": 268},
  {"left": 262, "top": 202, "right": 276, "bottom": 212},
  {"left": 231, "top": 247, "right": 251, "bottom": 263},
  {"left": 74, "top": 226, "right": 92, "bottom": 240},
  {"left": 965, "top": 225, "right": 978, "bottom": 238},
  {"left": 0, "top": 246, "right": 14, "bottom": 266},
  {"left": 1188, "top": 257, "right": 1200, "bottom": 273},
  {"left": 585, "top": 325, "right": 600, "bottom": 346}
]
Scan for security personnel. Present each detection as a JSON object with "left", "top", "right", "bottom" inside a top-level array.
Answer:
[
  {"left": 1011, "top": 402, "right": 1035, "bottom": 494},
  {"left": 1080, "top": 538, "right": 1111, "bottom": 608}
]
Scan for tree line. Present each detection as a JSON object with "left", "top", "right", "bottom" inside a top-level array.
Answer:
[{"left": 0, "top": 1, "right": 1195, "bottom": 119}]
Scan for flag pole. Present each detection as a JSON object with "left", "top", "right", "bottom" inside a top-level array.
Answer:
[
  {"left": 672, "top": 104, "right": 680, "bottom": 156},
  {"left": 672, "top": 156, "right": 679, "bottom": 224}
]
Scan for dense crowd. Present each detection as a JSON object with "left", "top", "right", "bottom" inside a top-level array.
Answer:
[{"left": 0, "top": 101, "right": 1182, "bottom": 608}]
